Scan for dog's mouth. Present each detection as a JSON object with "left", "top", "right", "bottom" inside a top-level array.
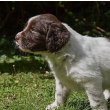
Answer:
[
  {"left": 15, "top": 40, "right": 30, "bottom": 52},
  {"left": 15, "top": 40, "right": 42, "bottom": 55},
  {"left": 15, "top": 41, "right": 22, "bottom": 50}
]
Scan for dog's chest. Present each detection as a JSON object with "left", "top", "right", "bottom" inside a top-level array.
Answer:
[{"left": 46, "top": 54, "right": 83, "bottom": 90}]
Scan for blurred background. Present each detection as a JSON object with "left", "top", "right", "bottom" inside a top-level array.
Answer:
[
  {"left": 0, "top": 1, "right": 110, "bottom": 72},
  {"left": 1, "top": 1, "right": 110, "bottom": 37}
]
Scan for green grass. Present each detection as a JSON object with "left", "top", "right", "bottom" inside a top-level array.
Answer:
[
  {"left": 0, "top": 72, "right": 91, "bottom": 110},
  {"left": 0, "top": 72, "right": 55, "bottom": 110},
  {"left": 0, "top": 54, "right": 91, "bottom": 110},
  {"left": 1, "top": 54, "right": 110, "bottom": 110}
]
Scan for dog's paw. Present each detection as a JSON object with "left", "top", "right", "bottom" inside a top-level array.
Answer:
[
  {"left": 46, "top": 102, "right": 59, "bottom": 110},
  {"left": 103, "top": 89, "right": 110, "bottom": 101}
]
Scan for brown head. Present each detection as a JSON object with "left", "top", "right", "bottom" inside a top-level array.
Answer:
[{"left": 15, "top": 14, "right": 70, "bottom": 53}]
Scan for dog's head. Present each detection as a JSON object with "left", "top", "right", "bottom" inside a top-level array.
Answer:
[{"left": 15, "top": 14, "right": 70, "bottom": 53}]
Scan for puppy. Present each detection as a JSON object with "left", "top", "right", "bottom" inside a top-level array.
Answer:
[{"left": 15, "top": 14, "right": 110, "bottom": 110}]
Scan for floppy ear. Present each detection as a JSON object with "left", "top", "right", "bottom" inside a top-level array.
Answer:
[{"left": 46, "top": 23, "right": 70, "bottom": 52}]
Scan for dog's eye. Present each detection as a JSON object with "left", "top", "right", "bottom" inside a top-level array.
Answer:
[
  {"left": 31, "top": 26, "right": 36, "bottom": 30},
  {"left": 30, "top": 29, "right": 40, "bottom": 35}
]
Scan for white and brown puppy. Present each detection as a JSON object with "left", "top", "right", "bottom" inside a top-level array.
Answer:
[{"left": 15, "top": 14, "right": 110, "bottom": 110}]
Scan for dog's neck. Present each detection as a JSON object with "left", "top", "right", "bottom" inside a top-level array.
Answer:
[
  {"left": 59, "top": 23, "right": 85, "bottom": 54},
  {"left": 62, "top": 23, "right": 83, "bottom": 41},
  {"left": 43, "top": 24, "right": 86, "bottom": 61}
]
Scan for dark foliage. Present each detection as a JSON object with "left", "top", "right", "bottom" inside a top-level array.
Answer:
[
  {"left": 0, "top": 1, "right": 110, "bottom": 39},
  {"left": 0, "top": 1, "right": 110, "bottom": 57}
]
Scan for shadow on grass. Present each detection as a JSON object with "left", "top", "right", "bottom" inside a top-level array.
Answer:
[
  {"left": 0, "top": 38, "right": 51, "bottom": 76},
  {"left": 67, "top": 99, "right": 91, "bottom": 110},
  {"left": 0, "top": 55, "right": 49, "bottom": 75},
  {"left": 66, "top": 98, "right": 110, "bottom": 110}
]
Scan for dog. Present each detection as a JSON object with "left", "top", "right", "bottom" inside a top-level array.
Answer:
[{"left": 15, "top": 14, "right": 110, "bottom": 110}]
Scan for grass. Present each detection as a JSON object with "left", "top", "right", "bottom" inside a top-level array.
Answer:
[
  {"left": 0, "top": 72, "right": 90, "bottom": 110},
  {"left": 0, "top": 54, "right": 92, "bottom": 110}
]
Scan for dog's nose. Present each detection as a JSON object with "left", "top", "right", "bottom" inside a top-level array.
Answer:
[
  {"left": 15, "top": 35, "right": 19, "bottom": 46},
  {"left": 15, "top": 35, "right": 19, "bottom": 41},
  {"left": 15, "top": 32, "right": 23, "bottom": 47},
  {"left": 15, "top": 32, "right": 21, "bottom": 41}
]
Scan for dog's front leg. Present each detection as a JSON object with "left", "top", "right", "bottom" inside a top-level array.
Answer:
[
  {"left": 46, "top": 77, "right": 70, "bottom": 110},
  {"left": 85, "top": 79, "right": 107, "bottom": 110}
]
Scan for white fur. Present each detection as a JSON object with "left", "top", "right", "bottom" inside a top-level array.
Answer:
[{"left": 38, "top": 23, "right": 110, "bottom": 110}]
